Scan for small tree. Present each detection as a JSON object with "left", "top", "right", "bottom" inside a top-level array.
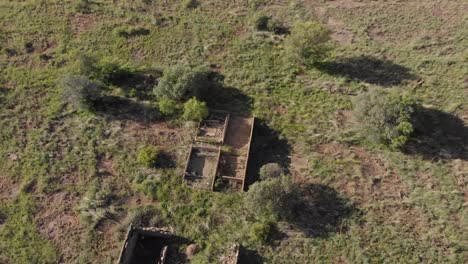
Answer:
[
  {"left": 244, "top": 176, "right": 300, "bottom": 219},
  {"left": 137, "top": 146, "right": 160, "bottom": 168},
  {"left": 182, "top": 98, "right": 209, "bottom": 122},
  {"left": 154, "top": 66, "right": 208, "bottom": 102},
  {"left": 354, "top": 88, "right": 416, "bottom": 148},
  {"left": 259, "top": 163, "right": 283, "bottom": 180},
  {"left": 158, "top": 97, "right": 180, "bottom": 116},
  {"left": 286, "top": 21, "right": 332, "bottom": 66},
  {"left": 58, "top": 75, "right": 101, "bottom": 110}
]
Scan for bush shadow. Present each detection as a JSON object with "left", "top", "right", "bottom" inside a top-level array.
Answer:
[
  {"left": 319, "top": 56, "right": 417, "bottom": 86},
  {"left": 287, "top": 183, "right": 356, "bottom": 238},
  {"left": 93, "top": 95, "right": 161, "bottom": 123},
  {"left": 403, "top": 107, "right": 467, "bottom": 160},
  {"left": 245, "top": 120, "right": 292, "bottom": 190}
]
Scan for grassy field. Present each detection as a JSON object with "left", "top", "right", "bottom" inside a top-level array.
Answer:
[{"left": 0, "top": 0, "right": 467, "bottom": 263}]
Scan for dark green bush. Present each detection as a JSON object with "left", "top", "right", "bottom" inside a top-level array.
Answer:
[
  {"left": 154, "top": 65, "right": 208, "bottom": 102},
  {"left": 354, "top": 88, "right": 416, "bottom": 148},
  {"left": 259, "top": 163, "right": 283, "bottom": 180},
  {"left": 182, "top": 98, "right": 209, "bottom": 122},
  {"left": 137, "top": 146, "right": 160, "bottom": 168},
  {"left": 58, "top": 75, "right": 102, "bottom": 110},
  {"left": 286, "top": 21, "right": 332, "bottom": 66}
]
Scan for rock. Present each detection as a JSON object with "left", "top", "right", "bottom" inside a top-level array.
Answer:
[{"left": 186, "top": 244, "right": 199, "bottom": 259}]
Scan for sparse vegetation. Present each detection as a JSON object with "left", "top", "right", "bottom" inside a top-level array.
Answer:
[
  {"left": 354, "top": 88, "right": 417, "bottom": 148},
  {"left": 76, "top": 184, "right": 114, "bottom": 229}
]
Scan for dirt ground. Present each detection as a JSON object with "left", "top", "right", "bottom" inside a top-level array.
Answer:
[
  {"left": 224, "top": 116, "right": 252, "bottom": 152},
  {"left": 185, "top": 148, "right": 219, "bottom": 191}
]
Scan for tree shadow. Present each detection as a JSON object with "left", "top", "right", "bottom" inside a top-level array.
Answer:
[
  {"left": 403, "top": 107, "right": 467, "bottom": 160},
  {"left": 286, "top": 183, "right": 356, "bottom": 238},
  {"left": 106, "top": 68, "right": 161, "bottom": 101},
  {"left": 319, "top": 56, "right": 417, "bottom": 86},
  {"left": 156, "top": 151, "right": 177, "bottom": 169},
  {"left": 245, "top": 120, "right": 292, "bottom": 190},
  {"left": 92, "top": 95, "right": 161, "bottom": 123},
  {"left": 238, "top": 246, "right": 264, "bottom": 264},
  {"left": 202, "top": 72, "right": 253, "bottom": 116}
]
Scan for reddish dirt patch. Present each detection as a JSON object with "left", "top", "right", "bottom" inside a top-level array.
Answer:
[
  {"left": 0, "top": 176, "right": 20, "bottom": 202},
  {"left": 35, "top": 191, "right": 85, "bottom": 263},
  {"left": 367, "top": 22, "right": 387, "bottom": 43},
  {"left": 315, "top": 143, "right": 407, "bottom": 206},
  {"left": 120, "top": 121, "right": 192, "bottom": 147},
  {"left": 327, "top": 0, "right": 367, "bottom": 9},
  {"left": 327, "top": 17, "right": 355, "bottom": 45},
  {"left": 72, "top": 13, "right": 101, "bottom": 35}
]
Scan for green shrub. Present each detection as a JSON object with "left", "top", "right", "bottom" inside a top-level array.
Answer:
[
  {"left": 58, "top": 75, "right": 102, "bottom": 110},
  {"left": 158, "top": 97, "right": 180, "bottom": 116},
  {"left": 137, "top": 146, "right": 160, "bottom": 168},
  {"left": 244, "top": 176, "right": 300, "bottom": 219},
  {"left": 259, "top": 163, "right": 283, "bottom": 180},
  {"left": 286, "top": 21, "right": 332, "bottom": 66},
  {"left": 250, "top": 221, "right": 275, "bottom": 244},
  {"left": 354, "top": 88, "right": 416, "bottom": 148},
  {"left": 182, "top": 98, "right": 209, "bottom": 122},
  {"left": 154, "top": 65, "right": 208, "bottom": 102}
]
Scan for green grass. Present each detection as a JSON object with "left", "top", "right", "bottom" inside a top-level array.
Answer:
[{"left": 0, "top": 0, "right": 466, "bottom": 263}]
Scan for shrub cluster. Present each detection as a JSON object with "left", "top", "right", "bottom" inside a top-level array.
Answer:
[
  {"left": 154, "top": 65, "right": 210, "bottom": 121},
  {"left": 154, "top": 65, "right": 208, "bottom": 102},
  {"left": 244, "top": 175, "right": 300, "bottom": 219},
  {"left": 354, "top": 88, "right": 416, "bottom": 148}
]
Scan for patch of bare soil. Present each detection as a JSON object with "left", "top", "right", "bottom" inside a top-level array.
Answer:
[
  {"left": 327, "top": 17, "right": 355, "bottom": 45},
  {"left": 0, "top": 176, "right": 20, "bottom": 202},
  {"left": 35, "top": 191, "right": 85, "bottom": 263},
  {"left": 327, "top": 0, "right": 367, "bottom": 9},
  {"left": 72, "top": 13, "right": 101, "bottom": 35},
  {"left": 366, "top": 22, "right": 386, "bottom": 43},
  {"left": 315, "top": 143, "right": 407, "bottom": 206}
]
